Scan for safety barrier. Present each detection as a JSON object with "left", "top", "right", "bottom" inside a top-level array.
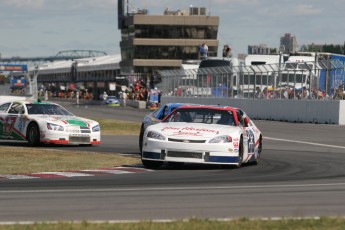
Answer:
[{"left": 161, "top": 96, "right": 345, "bottom": 125}]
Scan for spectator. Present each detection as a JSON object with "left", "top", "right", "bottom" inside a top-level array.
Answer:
[
  {"left": 102, "top": 91, "right": 108, "bottom": 101},
  {"left": 222, "top": 45, "right": 231, "bottom": 58},
  {"left": 199, "top": 43, "right": 208, "bottom": 60},
  {"left": 283, "top": 88, "right": 289, "bottom": 99},
  {"left": 255, "top": 86, "right": 262, "bottom": 99}
]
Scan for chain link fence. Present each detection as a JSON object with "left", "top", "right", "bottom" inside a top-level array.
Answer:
[{"left": 159, "top": 59, "right": 345, "bottom": 100}]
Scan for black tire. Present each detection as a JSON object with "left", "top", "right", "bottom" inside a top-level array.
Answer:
[
  {"left": 139, "top": 124, "right": 144, "bottom": 153},
  {"left": 27, "top": 123, "right": 41, "bottom": 146},
  {"left": 142, "top": 159, "right": 163, "bottom": 169},
  {"left": 237, "top": 137, "right": 244, "bottom": 168},
  {"left": 253, "top": 136, "right": 262, "bottom": 165}
]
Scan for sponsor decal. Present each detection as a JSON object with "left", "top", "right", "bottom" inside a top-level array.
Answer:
[
  {"left": 181, "top": 127, "right": 218, "bottom": 133},
  {"left": 17, "top": 117, "right": 26, "bottom": 132},
  {"left": 247, "top": 130, "right": 255, "bottom": 153},
  {"left": 233, "top": 142, "right": 239, "bottom": 148},
  {"left": 161, "top": 126, "right": 180, "bottom": 131},
  {"left": 3, "top": 116, "right": 17, "bottom": 135},
  {"left": 228, "top": 148, "right": 233, "bottom": 152},
  {"left": 70, "top": 133, "right": 89, "bottom": 136},
  {"left": 162, "top": 126, "right": 218, "bottom": 133},
  {"left": 172, "top": 132, "right": 203, "bottom": 136}
]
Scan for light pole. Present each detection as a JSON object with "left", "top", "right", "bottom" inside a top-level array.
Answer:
[
  {"left": 29, "top": 66, "right": 39, "bottom": 100},
  {"left": 278, "top": 45, "right": 285, "bottom": 98}
]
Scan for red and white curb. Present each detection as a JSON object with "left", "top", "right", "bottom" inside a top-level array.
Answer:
[{"left": 0, "top": 166, "right": 153, "bottom": 180}]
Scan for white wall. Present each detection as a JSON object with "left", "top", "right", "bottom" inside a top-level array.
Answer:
[
  {"left": 161, "top": 97, "right": 345, "bottom": 125},
  {"left": 0, "top": 95, "right": 27, "bottom": 104}
]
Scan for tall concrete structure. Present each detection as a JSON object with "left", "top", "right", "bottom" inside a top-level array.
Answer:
[
  {"left": 280, "top": 33, "right": 297, "bottom": 54},
  {"left": 118, "top": 0, "right": 219, "bottom": 80},
  {"left": 248, "top": 44, "right": 272, "bottom": 55}
]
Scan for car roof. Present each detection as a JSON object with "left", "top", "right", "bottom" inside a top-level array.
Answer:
[
  {"left": 165, "top": 103, "right": 186, "bottom": 107},
  {"left": 176, "top": 104, "right": 239, "bottom": 111},
  {"left": 4, "top": 100, "right": 58, "bottom": 106}
]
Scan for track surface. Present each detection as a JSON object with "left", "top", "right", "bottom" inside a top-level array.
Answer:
[{"left": 0, "top": 102, "right": 345, "bottom": 222}]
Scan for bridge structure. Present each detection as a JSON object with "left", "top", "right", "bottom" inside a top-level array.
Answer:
[{"left": 0, "top": 50, "right": 108, "bottom": 67}]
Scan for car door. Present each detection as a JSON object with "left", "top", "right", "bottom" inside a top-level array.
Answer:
[
  {"left": 236, "top": 109, "right": 258, "bottom": 155},
  {"left": 3, "top": 102, "right": 27, "bottom": 141},
  {"left": 0, "top": 102, "right": 11, "bottom": 138}
]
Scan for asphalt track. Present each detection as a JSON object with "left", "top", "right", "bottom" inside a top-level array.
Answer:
[{"left": 0, "top": 101, "right": 345, "bottom": 222}]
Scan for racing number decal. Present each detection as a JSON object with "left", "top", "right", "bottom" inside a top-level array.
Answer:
[
  {"left": 246, "top": 129, "right": 255, "bottom": 154},
  {"left": 4, "top": 116, "right": 17, "bottom": 135}
]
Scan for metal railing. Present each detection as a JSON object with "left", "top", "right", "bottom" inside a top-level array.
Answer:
[{"left": 158, "top": 60, "right": 345, "bottom": 100}]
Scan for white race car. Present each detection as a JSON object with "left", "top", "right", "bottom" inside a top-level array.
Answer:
[
  {"left": 141, "top": 105, "right": 262, "bottom": 169},
  {"left": 0, "top": 100, "right": 101, "bottom": 146}
]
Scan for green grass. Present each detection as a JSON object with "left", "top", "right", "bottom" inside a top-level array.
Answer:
[
  {"left": 93, "top": 118, "right": 141, "bottom": 135},
  {"left": 0, "top": 146, "right": 140, "bottom": 174},
  {"left": 1, "top": 217, "right": 345, "bottom": 230}
]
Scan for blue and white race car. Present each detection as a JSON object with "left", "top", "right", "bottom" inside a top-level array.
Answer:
[
  {"left": 105, "top": 96, "right": 120, "bottom": 106},
  {"left": 141, "top": 105, "right": 262, "bottom": 169}
]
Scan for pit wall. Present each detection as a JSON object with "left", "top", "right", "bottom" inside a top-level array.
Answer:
[{"left": 161, "top": 97, "right": 345, "bottom": 125}]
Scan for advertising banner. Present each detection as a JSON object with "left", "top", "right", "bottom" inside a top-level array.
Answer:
[{"left": 0, "top": 64, "right": 27, "bottom": 72}]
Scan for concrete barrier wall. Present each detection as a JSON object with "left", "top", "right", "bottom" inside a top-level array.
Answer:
[
  {"left": 161, "top": 97, "right": 345, "bottom": 125},
  {"left": 340, "top": 102, "right": 345, "bottom": 125},
  {"left": 0, "top": 95, "right": 27, "bottom": 103},
  {"left": 126, "top": 100, "right": 147, "bottom": 109}
]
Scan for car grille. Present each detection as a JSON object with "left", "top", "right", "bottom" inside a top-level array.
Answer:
[
  {"left": 168, "top": 138, "right": 206, "bottom": 143},
  {"left": 80, "top": 126, "right": 91, "bottom": 133},
  {"left": 66, "top": 126, "right": 91, "bottom": 133},
  {"left": 167, "top": 151, "right": 203, "bottom": 159},
  {"left": 69, "top": 136, "right": 90, "bottom": 143}
]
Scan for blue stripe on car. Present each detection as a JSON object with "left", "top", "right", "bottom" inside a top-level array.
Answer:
[{"left": 208, "top": 156, "right": 238, "bottom": 163}]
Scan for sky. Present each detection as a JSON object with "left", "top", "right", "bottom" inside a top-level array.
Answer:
[{"left": 0, "top": 0, "right": 344, "bottom": 58}]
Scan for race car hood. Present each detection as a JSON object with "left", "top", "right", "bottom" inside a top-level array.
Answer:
[
  {"left": 31, "top": 115, "right": 98, "bottom": 127},
  {"left": 147, "top": 122, "right": 239, "bottom": 139}
]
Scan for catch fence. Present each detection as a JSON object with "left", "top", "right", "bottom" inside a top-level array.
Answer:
[{"left": 158, "top": 59, "right": 345, "bottom": 100}]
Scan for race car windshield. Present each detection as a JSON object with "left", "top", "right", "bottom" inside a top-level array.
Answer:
[
  {"left": 26, "top": 104, "right": 74, "bottom": 116},
  {"left": 164, "top": 108, "right": 235, "bottom": 126}
]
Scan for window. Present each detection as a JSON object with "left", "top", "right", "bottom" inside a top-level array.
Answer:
[
  {"left": 0, "top": 103, "right": 11, "bottom": 113},
  {"left": 8, "top": 103, "right": 23, "bottom": 114}
]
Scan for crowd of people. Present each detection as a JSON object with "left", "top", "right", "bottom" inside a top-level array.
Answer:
[
  {"left": 254, "top": 85, "right": 345, "bottom": 100},
  {"left": 35, "top": 77, "right": 163, "bottom": 108}
]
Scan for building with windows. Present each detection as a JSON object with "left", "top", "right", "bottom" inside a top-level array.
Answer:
[
  {"left": 248, "top": 44, "right": 273, "bottom": 55},
  {"left": 118, "top": 1, "right": 220, "bottom": 82},
  {"left": 280, "top": 33, "right": 297, "bottom": 54},
  {"left": 30, "top": 54, "right": 125, "bottom": 100}
]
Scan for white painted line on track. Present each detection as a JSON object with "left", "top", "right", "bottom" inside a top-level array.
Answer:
[
  {"left": 266, "top": 136, "right": 345, "bottom": 149},
  {"left": 81, "top": 169, "right": 133, "bottom": 174},
  {"left": 0, "top": 175, "right": 38, "bottom": 180},
  {"left": 31, "top": 172, "right": 94, "bottom": 177},
  {"left": 2, "top": 216, "right": 345, "bottom": 225},
  {"left": 1, "top": 182, "right": 345, "bottom": 194}
]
